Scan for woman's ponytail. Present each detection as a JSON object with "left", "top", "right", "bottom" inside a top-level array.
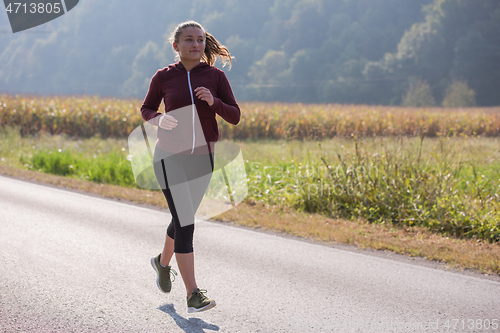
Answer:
[{"left": 203, "top": 31, "right": 232, "bottom": 69}]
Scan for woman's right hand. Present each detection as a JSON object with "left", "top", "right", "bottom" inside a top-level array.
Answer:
[{"left": 159, "top": 114, "right": 178, "bottom": 130}]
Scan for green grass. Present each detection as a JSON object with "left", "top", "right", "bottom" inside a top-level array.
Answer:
[
  {"left": 1, "top": 126, "right": 499, "bottom": 242},
  {"left": 19, "top": 149, "right": 135, "bottom": 186},
  {"left": 237, "top": 135, "right": 500, "bottom": 242},
  {"left": 1, "top": 126, "right": 134, "bottom": 187}
]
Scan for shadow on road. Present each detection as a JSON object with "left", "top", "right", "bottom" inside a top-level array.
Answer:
[{"left": 157, "top": 303, "right": 220, "bottom": 333}]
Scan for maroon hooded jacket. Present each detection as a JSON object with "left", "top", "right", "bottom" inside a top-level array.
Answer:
[{"left": 140, "top": 61, "right": 240, "bottom": 154}]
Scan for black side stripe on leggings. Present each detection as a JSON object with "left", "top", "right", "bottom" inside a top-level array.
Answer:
[
  {"left": 209, "top": 152, "right": 214, "bottom": 171},
  {"left": 161, "top": 159, "right": 169, "bottom": 189}
]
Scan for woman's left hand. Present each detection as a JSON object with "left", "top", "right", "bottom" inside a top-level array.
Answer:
[{"left": 194, "top": 86, "right": 214, "bottom": 106}]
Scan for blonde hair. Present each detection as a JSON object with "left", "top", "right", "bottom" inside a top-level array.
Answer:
[{"left": 169, "top": 20, "right": 233, "bottom": 69}]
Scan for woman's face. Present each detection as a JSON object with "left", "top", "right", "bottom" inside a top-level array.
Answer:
[{"left": 173, "top": 26, "right": 205, "bottom": 63}]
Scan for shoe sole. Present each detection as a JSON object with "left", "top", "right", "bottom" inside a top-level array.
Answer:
[
  {"left": 150, "top": 257, "right": 170, "bottom": 293},
  {"left": 187, "top": 301, "right": 216, "bottom": 313}
]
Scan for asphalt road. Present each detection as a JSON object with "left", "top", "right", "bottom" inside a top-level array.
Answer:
[{"left": 1, "top": 175, "right": 499, "bottom": 333}]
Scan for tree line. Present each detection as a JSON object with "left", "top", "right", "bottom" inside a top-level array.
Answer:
[{"left": 0, "top": 0, "right": 498, "bottom": 106}]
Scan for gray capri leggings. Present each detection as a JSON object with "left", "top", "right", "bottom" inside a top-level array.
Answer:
[{"left": 153, "top": 146, "right": 214, "bottom": 253}]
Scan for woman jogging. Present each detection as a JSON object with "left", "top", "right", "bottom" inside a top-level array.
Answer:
[{"left": 140, "top": 20, "right": 240, "bottom": 313}]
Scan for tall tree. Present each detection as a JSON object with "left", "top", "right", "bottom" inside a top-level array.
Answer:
[{"left": 369, "top": 0, "right": 500, "bottom": 105}]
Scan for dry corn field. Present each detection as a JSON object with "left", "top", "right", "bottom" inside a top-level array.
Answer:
[{"left": 1, "top": 94, "right": 500, "bottom": 139}]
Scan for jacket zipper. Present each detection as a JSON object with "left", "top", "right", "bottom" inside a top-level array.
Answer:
[{"left": 187, "top": 71, "right": 195, "bottom": 154}]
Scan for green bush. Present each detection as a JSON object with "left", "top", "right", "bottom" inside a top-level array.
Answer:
[
  {"left": 442, "top": 81, "right": 476, "bottom": 107},
  {"left": 402, "top": 78, "right": 436, "bottom": 107}
]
